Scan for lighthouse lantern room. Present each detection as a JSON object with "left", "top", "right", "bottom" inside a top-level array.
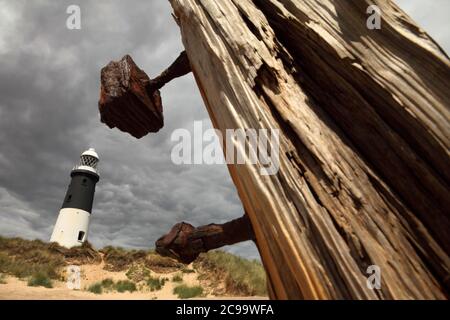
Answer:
[{"left": 50, "top": 148, "right": 100, "bottom": 248}]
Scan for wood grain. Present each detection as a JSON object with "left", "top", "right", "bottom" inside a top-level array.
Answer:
[{"left": 169, "top": 0, "right": 450, "bottom": 299}]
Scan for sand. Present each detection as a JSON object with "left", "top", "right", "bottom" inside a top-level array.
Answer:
[{"left": 0, "top": 263, "right": 267, "bottom": 300}]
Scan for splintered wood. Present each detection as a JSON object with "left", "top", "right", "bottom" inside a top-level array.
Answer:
[{"left": 169, "top": 0, "right": 450, "bottom": 299}]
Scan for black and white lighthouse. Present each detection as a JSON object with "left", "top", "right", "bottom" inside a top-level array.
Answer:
[{"left": 50, "top": 148, "right": 100, "bottom": 248}]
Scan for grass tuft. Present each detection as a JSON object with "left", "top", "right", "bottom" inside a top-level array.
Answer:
[
  {"left": 146, "top": 275, "right": 166, "bottom": 291},
  {"left": 101, "top": 278, "right": 115, "bottom": 290},
  {"left": 115, "top": 280, "right": 137, "bottom": 293},
  {"left": 27, "top": 272, "right": 53, "bottom": 288},
  {"left": 88, "top": 278, "right": 137, "bottom": 294},
  {"left": 173, "top": 284, "right": 204, "bottom": 299},
  {"left": 172, "top": 273, "right": 183, "bottom": 282},
  {"left": 88, "top": 282, "right": 103, "bottom": 294}
]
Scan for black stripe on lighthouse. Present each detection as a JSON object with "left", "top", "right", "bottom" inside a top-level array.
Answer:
[{"left": 61, "top": 169, "right": 100, "bottom": 213}]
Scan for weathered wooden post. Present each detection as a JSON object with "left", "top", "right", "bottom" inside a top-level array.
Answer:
[
  {"left": 167, "top": 0, "right": 449, "bottom": 300},
  {"left": 99, "top": 0, "right": 449, "bottom": 299}
]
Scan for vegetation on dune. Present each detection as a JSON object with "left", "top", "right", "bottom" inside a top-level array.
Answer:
[
  {"left": 0, "top": 237, "right": 64, "bottom": 280},
  {"left": 28, "top": 272, "right": 53, "bottom": 288},
  {"left": 87, "top": 278, "right": 138, "bottom": 294},
  {"left": 0, "top": 236, "right": 100, "bottom": 281},
  {"left": 146, "top": 275, "right": 167, "bottom": 291},
  {"left": 126, "top": 264, "right": 167, "bottom": 291},
  {"left": 126, "top": 264, "right": 151, "bottom": 282},
  {"left": 115, "top": 280, "right": 137, "bottom": 293},
  {"left": 194, "top": 250, "right": 267, "bottom": 296},
  {"left": 53, "top": 241, "right": 101, "bottom": 265},
  {"left": 88, "top": 282, "right": 103, "bottom": 294},
  {"left": 172, "top": 273, "right": 183, "bottom": 282},
  {"left": 101, "top": 278, "right": 115, "bottom": 290},
  {"left": 173, "top": 284, "right": 204, "bottom": 299},
  {"left": 104, "top": 247, "right": 184, "bottom": 274},
  {"left": 144, "top": 253, "right": 184, "bottom": 273},
  {"left": 0, "top": 236, "right": 268, "bottom": 297},
  {"left": 101, "top": 246, "right": 149, "bottom": 272}
]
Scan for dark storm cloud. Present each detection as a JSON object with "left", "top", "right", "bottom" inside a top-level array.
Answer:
[{"left": 0, "top": 0, "right": 448, "bottom": 261}]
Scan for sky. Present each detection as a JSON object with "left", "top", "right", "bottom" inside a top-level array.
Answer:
[{"left": 0, "top": 0, "right": 448, "bottom": 261}]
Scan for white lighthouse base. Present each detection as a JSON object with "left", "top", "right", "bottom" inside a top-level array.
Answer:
[{"left": 50, "top": 208, "right": 90, "bottom": 248}]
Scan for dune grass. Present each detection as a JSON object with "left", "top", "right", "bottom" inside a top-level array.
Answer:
[
  {"left": 115, "top": 280, "right": 137, "bottom": 293},
  {"left": 88, "top": 282, "right": 103, "bottom": 294},
  {"left": 172, "top": 273, "right": 183, "bottom": 283},
  {"left": 146, "top": 275, "right": 167, "bottom": 291},
  {"left": 28, "top": 272, "right": 53, "bottom": 288},
  {"left": 145, "top": 253, "right": 184, "bottom": 273},
  {"left": 101, "top": 246, "right": 148, "bottom": 272},
  {"left": 173, "top": 284, "right": 204, "bottom": 299},
  {"left": 125, "top": 264, "right": 151, "bottom": 282},
  {"left": 0, "top": 236, "right": 268, "bottom": 297},
  {"left": 0, "top": 236, "right": 101, "bottom": 281},
  {"left": 101, "top": 278, "right": 115, "bottom": 290},
  {"left": 0, "top": 237, "right": 64, "bottom": 280},
  {"left": 194, "top": 250, "right": 267, "bottom": 296},
  {"left": 88, "top": 278, "right": 137, "bottom": 294},
  {"left": 125, "top": 264, "right": 168, "bottom": 291}
]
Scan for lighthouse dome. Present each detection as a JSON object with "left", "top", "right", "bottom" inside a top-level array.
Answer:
[
  {"left": 81, "top": 148, "right": 99, "bottom": 160},
  {"left": 73, "top": 148, "right": 99, "bottom": 175}
]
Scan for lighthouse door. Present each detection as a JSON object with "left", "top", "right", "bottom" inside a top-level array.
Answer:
[{"left": 77, "top": 231, "right": 85, "bottom": 242}]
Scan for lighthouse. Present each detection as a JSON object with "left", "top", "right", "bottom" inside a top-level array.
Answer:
[{"left": 50, "top": 148, "right": 100, "bottom": 248}]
